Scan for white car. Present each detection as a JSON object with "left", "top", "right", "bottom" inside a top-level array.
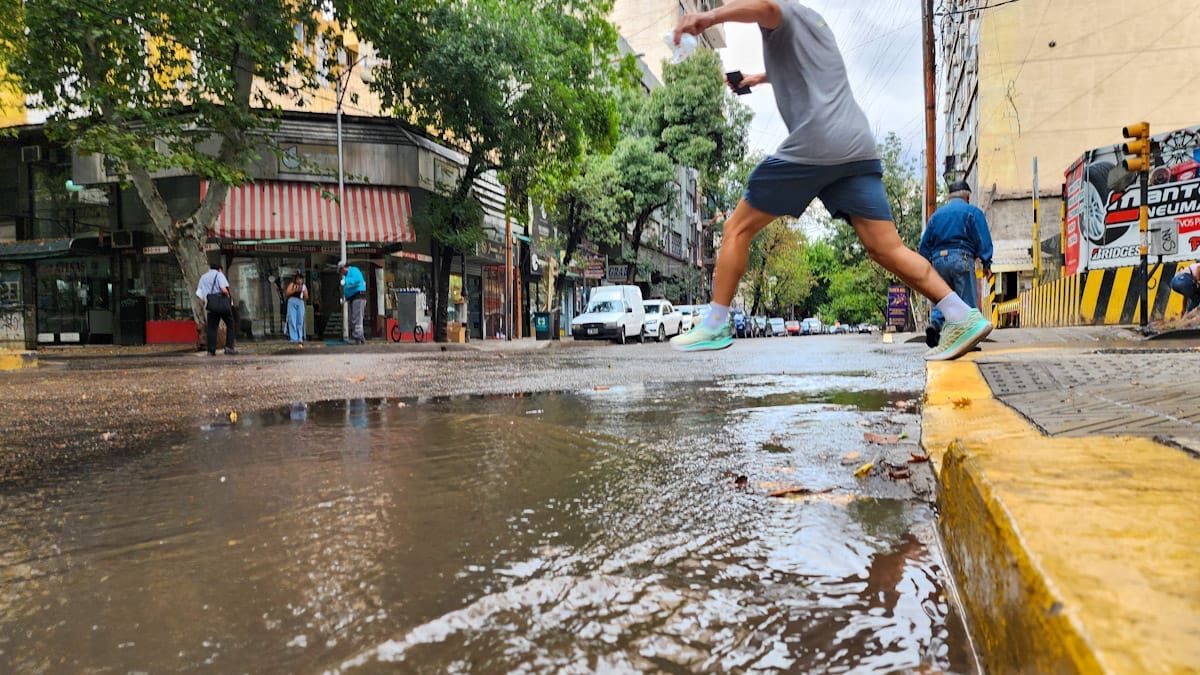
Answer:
[
  {"left": 643, "top": 300, "right": 683, "bottom": 341},
  {"left": 768, "top": 317, "right": 787, "bottom": 337},
  {"left": 570, "top": 285, "right": 646, "bottom": 344},
  {"left": 681, "top": 303, "right": 700, "bottom": 329}
]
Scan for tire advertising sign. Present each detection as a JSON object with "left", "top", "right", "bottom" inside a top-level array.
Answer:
[{"left": 1065, "top": 125, "right": 1200, "bottom": 274}]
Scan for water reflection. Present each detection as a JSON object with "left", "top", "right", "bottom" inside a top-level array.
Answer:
[{"left": 0, "top": 377, "right": 971, "bottom": 673}]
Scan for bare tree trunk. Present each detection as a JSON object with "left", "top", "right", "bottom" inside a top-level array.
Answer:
[{"left": 431, "top": 243, "right": 453, "bottom": 342}]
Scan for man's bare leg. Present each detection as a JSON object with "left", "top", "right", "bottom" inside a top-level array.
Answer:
[
  {"left": 849, "top": 216, "right": 951, "bottom": 301},
  {"left": 851, "top": 215, "right": 992, "bottom": 359},
  {"left": 671, "top": 199, "right": 775, "bottom": 351},
  {"left": 712, "top": 199, "right": 778, "bottom": 306}
]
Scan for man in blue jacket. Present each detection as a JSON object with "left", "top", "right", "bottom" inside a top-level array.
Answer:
[
  {"left": 920, "top": 181, "right": 993, "bottom": 347},
  {"left": 340, "top": 261, "right": 368, "bottom": 344}
]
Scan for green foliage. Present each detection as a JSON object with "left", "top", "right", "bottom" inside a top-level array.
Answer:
[
  {"left": 1, "top": 0, "right": 319, "bottom": 184},
  {"left": 639, "top": 49, "right": 750, "bottom": 192},
  {"left": 742, "top": 220, "right": 813, "bottom": 316}
]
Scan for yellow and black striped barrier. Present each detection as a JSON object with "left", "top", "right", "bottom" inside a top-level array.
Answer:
[{"left": 1019, "top": 262, "right": 1193, "bottom": 327}]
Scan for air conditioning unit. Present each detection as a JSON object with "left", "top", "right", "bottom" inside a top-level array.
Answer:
[
  {"left": 20, "top": 146, "right": 41, "bottom": 163},
  {"left": 111, "top": 231, "right": 134, "bottom": 248}
]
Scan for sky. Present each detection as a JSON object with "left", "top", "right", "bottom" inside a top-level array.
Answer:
[{"left": 715, "top": 0, "right": 929, "bottom": 163}]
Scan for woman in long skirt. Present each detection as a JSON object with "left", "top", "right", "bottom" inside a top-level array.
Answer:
[{"left": 285, "top": 272, "right": 308, "bottom": 345}]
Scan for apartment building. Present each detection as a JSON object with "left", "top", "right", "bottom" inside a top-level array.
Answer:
[{"left": 940, "top": 0, "right": 1200, "bottom": 292}]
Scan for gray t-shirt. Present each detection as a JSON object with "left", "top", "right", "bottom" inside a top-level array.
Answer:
[{"left": 762, "top": 1, "right": 878, "bottom": 165}]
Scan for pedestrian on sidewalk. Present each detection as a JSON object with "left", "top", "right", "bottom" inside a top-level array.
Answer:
[
  {"left": 340, "top": 261, "right": 368, "bottom": 344},
  {"left": 285, "top": 271, "right": 308, "bottom": 346},
  {"left": 919, "top": 181, "right": 993, "bottom": 347},
  {"left": 1169, "top": 262, "right": 1200, "bottom": 314},
  {"left": 668, "top": 0, "right": 992, "bottom": 360},
  {"left": 196, "top": 263, "right": 236, "bottom": 356}
]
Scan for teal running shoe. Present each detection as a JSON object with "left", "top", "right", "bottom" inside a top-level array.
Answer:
[
  {"left": 924, "top": 309, "right": 992, "bottom": 361},
  {"left": 670, "top": 321, "right": 733, "bottom": 352}
]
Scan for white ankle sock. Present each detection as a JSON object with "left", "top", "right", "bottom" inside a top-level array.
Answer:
[
  {"left": 936, "top": 293, "right": 971, "bottom": 323},
  {"left": 702, "top": 303, "right": 730, "bottom": 330}
]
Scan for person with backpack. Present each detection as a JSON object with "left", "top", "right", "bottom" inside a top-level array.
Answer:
[
  {"left": 196, "top": 263, "right": 236, "bottom": 356},
  {"left": 285, "top": 271, "right": 308, "bottom": 346}
]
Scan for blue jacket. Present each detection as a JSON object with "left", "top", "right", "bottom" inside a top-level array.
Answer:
[
  {"left": 919, "top": 198, "right": 993, "bottom": 268},
  {"left": 342, "top": 265, "right": 366, "bottom": 299}
]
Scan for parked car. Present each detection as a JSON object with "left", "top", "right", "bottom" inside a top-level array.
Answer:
[
  {"left": 768, "top": 317, "right": 787, "bottom": 337},
  {"left": 643, "top": 299, "right": 683, "bottom": 341},
  {"left": 753, "top": 315, "right": 768, "bottom": 337},
  {"left": 801, "top": 317, "right": 822, "bottom": 335},
  {"left": 570, "top": 285, "right": 645, "bottom": 344},
  {"left": 785, "top": 319, "right": 801, "bottom": 336},
  {"left": 856, "top": 323, "right": 873, "bottom": 334},
  {"left": 732, "top": 310, "right": 750, "bottom": 338},
  {"left": 676, "top": 305, "right": 697, "bottom": 332}
]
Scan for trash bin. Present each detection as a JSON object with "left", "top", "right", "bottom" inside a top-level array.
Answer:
[
  {"left": 117, "top": 297, "right": 146, "bottom": 346},
  {"left": 533, "top": 312, "right": 552, "bottom": 341}
]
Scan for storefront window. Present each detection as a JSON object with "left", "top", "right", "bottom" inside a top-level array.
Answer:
[
  {"left": 146, "top": 257, "right": 190, "bottom": 321},
  {"left": 447, "top": 274, "right": 463, "bottom": 324},
  {"left": 227, "top": 257, "right": 304, "bottom": 339},
  {"left": 36, "top": 257, "right": 113, "bottom": 341}
]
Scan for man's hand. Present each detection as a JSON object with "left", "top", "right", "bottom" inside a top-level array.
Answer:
[
  {"left": 673, "top": 11, "right": 715, "bottom": 45},
  {"left": 728, "top": 72, "right": 768, "bottom": 93}
]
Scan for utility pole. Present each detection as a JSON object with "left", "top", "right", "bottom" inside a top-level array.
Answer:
[
  {"left": 504, "top": 192, "right": 512, "bottom": 340},
  {"left": 1032, "top": 156, "right": 1041, "bottom": 287},
  {"left": 921, "top": 0, "right": 938, "bottom": 220}
]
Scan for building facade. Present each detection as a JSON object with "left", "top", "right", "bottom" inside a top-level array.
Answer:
[{"left": 940, "top": 0, "right": 1200, "bottom": 298}]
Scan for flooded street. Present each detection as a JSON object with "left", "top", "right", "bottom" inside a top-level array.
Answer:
[{"left": 0, "top": 338, "right": 974, "bottom": 673}]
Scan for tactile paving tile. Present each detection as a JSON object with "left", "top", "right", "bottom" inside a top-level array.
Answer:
[{"left": 976, "top": 353, "right": 1200, "bottom": 441}]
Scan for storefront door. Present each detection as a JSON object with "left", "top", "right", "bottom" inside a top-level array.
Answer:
[
  {"left": 35, "top": 257, "right": 114, "bottom": 344},
  {"left": 466, "top": 275, "right": 483, "bottom": 340}
]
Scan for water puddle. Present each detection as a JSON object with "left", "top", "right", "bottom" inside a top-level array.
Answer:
[{"left": 0, "top": 376, "right": 971, "bottom": 673}]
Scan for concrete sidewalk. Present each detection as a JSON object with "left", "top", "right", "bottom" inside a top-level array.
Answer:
[
  {"left": 922, "top": 331, "right": 1200, "bottom": 673},
  {"left": 31, "top": 336, "right": 560, "bottom": 361}
]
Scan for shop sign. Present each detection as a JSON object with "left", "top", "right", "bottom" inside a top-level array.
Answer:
[
  {"left": 279, "top": 144, "right": 339, "bottom": 176},
  {"left": 476, "top": 238, "right": 507, "bottom": 261},
  {"left": 393, "top": 250, "right": 433, "bottom": 263},
  {"left": 583, "top": 259, "right": 605, "bottom": 279},
  {"left": 887, "top": 284, "right": 909, "bottom": 329},
  {"left": 143, "top": 244, "right": 220, "bottom": 255}
]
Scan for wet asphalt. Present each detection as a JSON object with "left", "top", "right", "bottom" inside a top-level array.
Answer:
[{"left": 0, "top": 335, "right": 928, "bottom": 485}]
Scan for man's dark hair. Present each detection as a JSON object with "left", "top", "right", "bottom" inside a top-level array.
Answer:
[{"left": 210, "top": 263, "right": 222, "bottom": 270}]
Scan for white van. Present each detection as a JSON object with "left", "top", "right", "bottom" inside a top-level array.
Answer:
[{"left": 570, "top": 285, "right": 646, "bottom": 344}]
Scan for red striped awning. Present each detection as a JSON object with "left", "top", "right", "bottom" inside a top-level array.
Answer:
[{"left": 200, "top": 180, "right": 415, "bottom": 243}]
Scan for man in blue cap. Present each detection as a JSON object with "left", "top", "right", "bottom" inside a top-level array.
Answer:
[{"left": 919, "top": 181, "right": 993, "bottom": 347}]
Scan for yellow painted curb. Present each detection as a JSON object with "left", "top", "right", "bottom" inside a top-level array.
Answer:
[
  {"left": 0, "top": 351, "right": 37, "bottom": 371},
  {"left": 923, "top": 357, "right": 1200, "bottom": 674}
]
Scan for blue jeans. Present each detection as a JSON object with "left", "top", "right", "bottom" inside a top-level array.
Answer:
[
  {"left": 286, "top": 297, "right": 305, "bottom": 342},
  {"left": 929, "top": 249, "right": 978, "bottom": 331},
  {"left": 1170, "top": 272, "right": 1200, "bottom": 313}
]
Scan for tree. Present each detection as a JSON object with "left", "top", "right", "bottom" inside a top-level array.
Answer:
[
  {"left": 348, "top": 0, "right": 621, "bottom": 341},
  {"left": 640, "top": 49, "right": 751, "bottom": 191},
  {"left": 742, "top": 220, "right": 813, "bottom": 316},
  {"left": 610, "top": 136, "right": 676, "bottom": 283},
  {"left": 549, "top": 151, "right": 627, "bottom": 306},
  {"left": 0, "top": 0, "right": 326, "bottom": 328}
]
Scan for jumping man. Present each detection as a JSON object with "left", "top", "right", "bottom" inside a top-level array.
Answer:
[{"left": 669, "top": 0, "right": 992, "bottom": 360}]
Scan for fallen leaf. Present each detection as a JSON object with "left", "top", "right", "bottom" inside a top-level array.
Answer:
[
  {"left": 888, "top": 468, "right": 912, "bottom": 481},
  {"left": 853, "top": 461, "right": 874, "bottom": 478},
  {"left": 734, "top": 475, "right": 749, "bottom": 488},
  {"left": 841, "top": 451, "right": 863, "bottom": 465},
  {"left": 908, "top": 453, "right": 930, "bottom": 463},
  {"left": 227, "top": 539, "right": 239, "bottom": 547},
  {"left": 898, "top": 431, "right": 909, "bottom": 440},
  {"left": 349, "top": 375, "right": 368, "bottom": 383},
  {"left": 99, "top": 431, "right": 116, "bottom": 442},
  {"left": 592, "top": 385, "right": 610, "bottom": 391},
  {"left": 228, "top": 410, "right": 238, "bottom": 424},
  {"left": 952, "top": 397, "right": 972, "bottom": 409},
  {"left": 769, "top": 486, "right": 833, "bottom": 498},
  {"left": 864, "top": 432, "right": 900, "bottom": 444}
]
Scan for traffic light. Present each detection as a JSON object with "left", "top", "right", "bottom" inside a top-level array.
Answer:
[{"left": 1121, "top": 121, "right": 1151, "bottom": 173}]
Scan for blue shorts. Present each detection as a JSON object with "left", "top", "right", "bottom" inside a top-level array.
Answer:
[{"left": 744, "top": 157, "right": 894, "bottom": 222}]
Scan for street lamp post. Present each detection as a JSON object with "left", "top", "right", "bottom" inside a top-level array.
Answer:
[{"left": 333, "top": 53, "right": 373, "bottom": 343}]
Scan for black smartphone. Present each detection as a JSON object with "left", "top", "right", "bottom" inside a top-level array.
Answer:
[{"left": 725, "top": 71, "right": 752, "bottom": 96}]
